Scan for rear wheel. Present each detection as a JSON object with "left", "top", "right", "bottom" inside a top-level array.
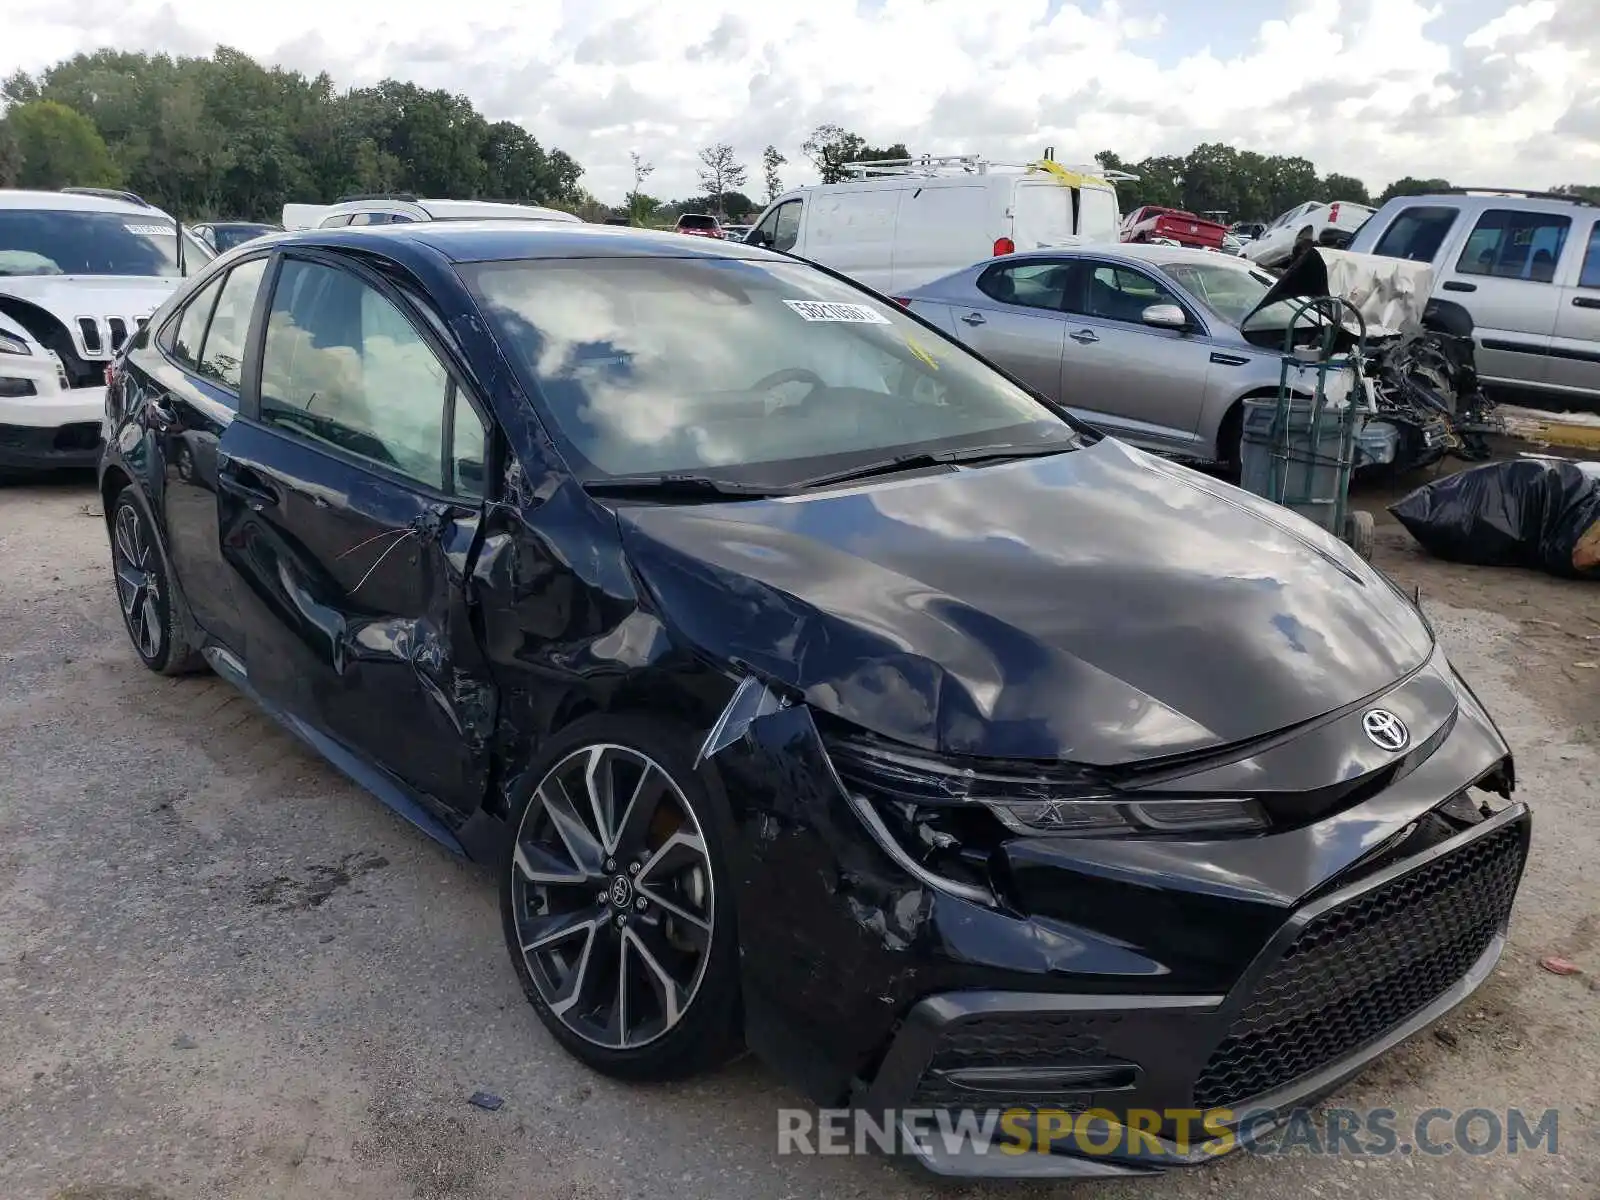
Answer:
[
  {"left": 109, "top": 486, "right": 204, "bottom": 675},
  {"left": 500, "top": 714, "right": 742, "bottom": 1081}
]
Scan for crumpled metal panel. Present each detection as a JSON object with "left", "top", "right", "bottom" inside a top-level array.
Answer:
[{"left": 1317, "top": 249, "right": 1434, "bottom": 339}]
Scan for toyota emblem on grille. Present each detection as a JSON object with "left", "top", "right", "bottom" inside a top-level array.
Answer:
[{"left": 1362, "top": 709, "right": 1409, "bottom": 751}]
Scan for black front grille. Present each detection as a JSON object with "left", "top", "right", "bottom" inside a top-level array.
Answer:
[
  {"left": 53, "top": 422, "right": 102, "bottom": 452},
  {"left": 108, "top": 317, "right": 128, "bottom": 349},
  {"left": 910, "top": 1012, "right": 1121, "bottom": 1108},
  {"left": 1193, "top": 821, "right": 1526, "bottom": 1110},
  {"left": 77, "top": 318, "right": 102, "bottom": 353}
]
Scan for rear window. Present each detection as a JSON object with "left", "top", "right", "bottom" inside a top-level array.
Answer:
[
  {"left": 0, "top": 208, "right": 215, "bottom": 277},
  {"left": 1077, "top": 188, "right": 1120, "bottom": 241},
  {"left": 1371, "top": 205, "right": 1458, "bottom": 262},
  {"left": 1012, "top": 184, "right": 1074, "bottom": 248},
  {"left": 678, "top": 215, "right": 719, "bottom": 230}
]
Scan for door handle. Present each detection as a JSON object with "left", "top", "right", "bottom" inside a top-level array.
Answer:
[
  {"left": 219, "top": 469, "right": 279, "bottom": 512},
  {"left": 1070, "top": 328, "right": 1100, "bottom": 344},
  {"left": 960, "top": 311, "right": 987, "bottom": 326},
  {"left": 1442, "top": 281, "right": 1476, "bottom": 293},
  {"left": 1574, "top": 296, "right": 1600, "bottom": 309}
]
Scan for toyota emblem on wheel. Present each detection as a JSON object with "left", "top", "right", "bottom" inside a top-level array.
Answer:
[{"left": 1362, "top": 709, "right": 1409, "bottom": 751}]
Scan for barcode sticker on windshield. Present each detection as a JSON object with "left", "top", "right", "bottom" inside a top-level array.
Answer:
[
  {"left": 124, "top": 224, "right": 176, "bottom": 236},
  {"left": 783, "top": 300, "right": 891, "bottom": 324}
]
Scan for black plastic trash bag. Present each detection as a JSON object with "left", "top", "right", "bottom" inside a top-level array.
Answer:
[{"left": 1389, "top": 459, "right": 1600, "bottom": 579}]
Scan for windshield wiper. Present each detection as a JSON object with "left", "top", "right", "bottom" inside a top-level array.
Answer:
[
  {"left": 791, "top": 440, "right": 1076, "bottom": 491},
  {"left": 582, "top": 474, "right": 787, "bottom": 501}
]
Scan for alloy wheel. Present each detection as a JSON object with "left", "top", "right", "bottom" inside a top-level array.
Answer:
[
  {"left": 112, "top": 503, "right": 164, "bottom": 662},
  {"left": 510, "top": 744, "right": 715, "bottom": 1050}
]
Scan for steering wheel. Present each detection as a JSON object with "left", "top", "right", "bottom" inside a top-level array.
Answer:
[{"left": 750, "top": 367, "right": 826, "bottom": 395}]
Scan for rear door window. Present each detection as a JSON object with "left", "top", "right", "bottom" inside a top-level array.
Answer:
[
  {"left": 976, "top": 261, "right": 1077, "bottom": 311},
  {"left": 1456, "top": 209, "right": 1571, "bottom": 283}
]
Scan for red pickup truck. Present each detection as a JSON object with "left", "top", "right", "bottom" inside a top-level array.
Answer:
[{"left": 1120, "top": 206, "right": 1228, "bottom": 251}]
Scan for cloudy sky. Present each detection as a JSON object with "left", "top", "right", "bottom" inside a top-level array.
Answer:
[{"left": 4, "top": 0, "right": 1597, "bottom": 204}]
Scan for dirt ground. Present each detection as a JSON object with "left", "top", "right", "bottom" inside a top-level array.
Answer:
[{"left": 0, "top": 463, "right": 1595, "bottom": 1200}]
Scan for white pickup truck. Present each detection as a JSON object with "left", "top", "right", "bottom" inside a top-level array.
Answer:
[{"left": 1243, "top": 200, "right": 1376, "bottom": 269}]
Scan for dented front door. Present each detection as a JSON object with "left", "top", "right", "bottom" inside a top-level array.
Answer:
[{"left": 215, "top": 251, "right": 494, "bottom": 816}]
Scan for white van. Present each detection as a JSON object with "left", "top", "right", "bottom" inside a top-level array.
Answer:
[{"left": 744, "top": 155, "right": 1133, "bottom": 293}]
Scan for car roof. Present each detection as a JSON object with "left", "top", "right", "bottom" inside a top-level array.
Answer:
[
  {"left": 414, "top": 198, "right": 581, "bottom": 223},
  {"left": 0, "top": 189, "right": 170, "bottom": 217},
  {"left": 989, "top": 244, "right": 1259, "bottom": 272},
  {"left": 269, "top": 220, "right": 792, "bottom": 265},
  {"left": 1373, "top": 191, "right": 1592, "bottom": 215}
]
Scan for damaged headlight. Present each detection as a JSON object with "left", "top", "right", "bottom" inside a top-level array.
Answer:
[{"left": 825, "top": 734, "right": 1267, "bottom": 838}]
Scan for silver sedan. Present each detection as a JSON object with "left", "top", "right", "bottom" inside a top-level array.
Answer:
[{"left": 898, "top": 245, "right": 1300, "bottom": 467}]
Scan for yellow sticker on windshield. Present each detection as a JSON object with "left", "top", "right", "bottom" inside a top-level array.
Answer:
[{"left": 905, "top": 337, "right": 940, "bottom": 370}]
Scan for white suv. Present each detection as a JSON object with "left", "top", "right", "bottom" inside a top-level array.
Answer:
[
  {"left": 282, "top": 194, "right": 583, "bottom": 231},
  {"left": 0, "top": 188, "right": 215, "bottom": 476},
  {"left": 1348, "top": 189, "right": 1600, "bottom": 404}
]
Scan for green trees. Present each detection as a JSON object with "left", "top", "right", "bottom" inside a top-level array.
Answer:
[
  {"left": 0, "top": 48, "right": 584, "bottom": 219},
  {"left": 1, "top": 100, "right": 119, "bottom": 190}
]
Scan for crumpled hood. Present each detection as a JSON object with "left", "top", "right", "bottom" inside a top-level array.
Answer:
[
  {"left": 0, "top": 275, "right": 179, "bottom": 325},
  {"left": 619, "top": 439, "right": 1434, "bottom": 766}
]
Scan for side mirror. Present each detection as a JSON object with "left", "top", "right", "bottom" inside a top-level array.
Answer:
[
  {"left": 748, "top": 229, "right": 771, "bottom": 247},
  {"left": 1141, "top": 303, "right": 1189, "bottom": 331}
]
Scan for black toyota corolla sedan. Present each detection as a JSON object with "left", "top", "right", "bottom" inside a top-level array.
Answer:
[{"left": 98, "top": 221, "right": 1529, "bottom": 1177}]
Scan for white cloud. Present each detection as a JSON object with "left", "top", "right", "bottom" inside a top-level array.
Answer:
[{"left": 2, "top": 0, "right": 1596, "bottom": 203}]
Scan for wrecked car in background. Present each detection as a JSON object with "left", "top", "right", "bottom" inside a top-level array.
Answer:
[
  {"left": 99, "top": 221, "right": 1530, "bottom": 1179},
  {"left": 1242, "top": 247, "right": 1503, "bottom": 471}
]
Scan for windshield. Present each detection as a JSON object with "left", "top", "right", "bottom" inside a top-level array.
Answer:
[
  {"left": 0, "top": 209, "right": 216, "bottom": 277},
  {"left": 463, "top": 256, "right": 1076, "bottom": 484},
  {"left": 1162, "top": 260, "right": 1298, "bottom": 327}
]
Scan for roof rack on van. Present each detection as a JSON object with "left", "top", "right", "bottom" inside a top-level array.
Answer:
[
  {"left": 60, "top": 186, "right": 151, "bottom": 208},
  {"left": 1442, "top": 187, "right": 1596, "bottom": 207},
  {"left": 839, "top": 155, "right": 1138, "bottom": 183},
  {"left": 334, "top": 192, "right": 420, "bottom": 203}
]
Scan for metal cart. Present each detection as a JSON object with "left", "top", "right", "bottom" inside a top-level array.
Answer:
[{"left": 1239, "top": 296, "right": 1375, "bottom": 561}]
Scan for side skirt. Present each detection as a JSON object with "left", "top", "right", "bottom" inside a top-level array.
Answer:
[{"left": 201, "top": 644, "right": 471, "bottom": 858}]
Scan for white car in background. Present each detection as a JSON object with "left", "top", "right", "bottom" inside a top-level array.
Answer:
[
  {"left": 1244, "top": 200, "right": 1376, "bottom": 269},
  {"left": 282, "top": 194, "right": 584, "bottom": 230},
  {"left": 0, "top": 187, "right": 215, "bottom": 477}
]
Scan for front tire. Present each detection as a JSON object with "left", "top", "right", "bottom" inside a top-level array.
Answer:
[
  {"left": 500, "top": 713, "right": 743, "bottom": 1081},
  {"left": 109, "top": 486, "right": 204, "bottom": 675}
]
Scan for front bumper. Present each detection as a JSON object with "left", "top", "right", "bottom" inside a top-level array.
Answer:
[
  {"left": 858, "top": 804, "right": 1529, "bottom": 1177},
  {"left": 710, "top": 651, "right": 1530, "bottom": 1178},
  {"left": 0, "top": 376, "right": 105, "bottom": 470}
]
